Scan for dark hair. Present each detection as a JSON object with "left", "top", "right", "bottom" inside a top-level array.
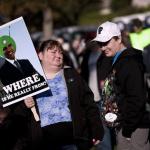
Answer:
[
  {"left": 38, "top": 39, "right": 74, "bottom": 67},
  {"left": 130, "top": 18, "right": 143, "bottom": 32},
  {"left": 38, "top": 39, "right": 63, "bottom": 53},
  {"left": 131, "top": 18, "right": 143, "bottom": 28}
]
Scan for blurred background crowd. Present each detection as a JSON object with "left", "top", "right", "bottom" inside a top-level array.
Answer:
[
  {"left": 0, "top": 0, "right": 150, "bottom": 42},
  {"left": 1, "top": 0, "right": 150, "bottom": 72}
]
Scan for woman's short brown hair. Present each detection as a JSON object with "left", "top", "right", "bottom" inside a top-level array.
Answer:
[{"left": 38, "top": 40, "right": 63, "bottom": 53}]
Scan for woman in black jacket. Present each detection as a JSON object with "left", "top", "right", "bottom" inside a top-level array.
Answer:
[{"left": 24, "top": 40, "right": 104, "bottom": 150}]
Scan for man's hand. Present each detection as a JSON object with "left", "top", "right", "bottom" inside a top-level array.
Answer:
[
  {"left": 126, "top": 138, "right": 131, "bottom": 141},
  {"left": 92, "top": 139, "right": 100, "bottom": 145},
  {"left": 24, "top": 97, "right": 35, "bottom": 108}
]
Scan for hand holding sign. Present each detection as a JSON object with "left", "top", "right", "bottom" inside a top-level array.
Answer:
[
  {"left": 24, "top": 97, "right": 35, "bottom": 108},
  {"left": 24, "top": 97, "right": 39, "bottom": 121}
]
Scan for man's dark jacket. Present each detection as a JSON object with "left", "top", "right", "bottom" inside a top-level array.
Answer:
[
  {"left": 112, "top": 48, "right": 148, "bottom": 138},
  {"left": 0, "top": 59, "right": 43, "bottom": 85}
]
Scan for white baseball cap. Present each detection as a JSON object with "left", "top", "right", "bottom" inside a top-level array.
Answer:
[{"left": 92, "top": 21, "right": 121, "bottom": 42}]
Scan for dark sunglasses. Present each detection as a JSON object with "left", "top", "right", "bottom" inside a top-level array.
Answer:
[{"left": 97, "top": 40, "right": 111, "bottom": 48}]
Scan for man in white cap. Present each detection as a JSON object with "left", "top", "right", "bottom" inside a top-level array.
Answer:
[{"left": 92, "top": 21, "right": 150, "bottom": 150}]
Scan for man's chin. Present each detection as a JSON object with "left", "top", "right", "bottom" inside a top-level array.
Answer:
[{"left": 105, "top": 53, "right": 111, "bottom": 57}]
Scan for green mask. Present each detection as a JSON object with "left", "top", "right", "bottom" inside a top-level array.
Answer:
[{"left": 0, "top": 35, "right": 16, "bottom": 56}]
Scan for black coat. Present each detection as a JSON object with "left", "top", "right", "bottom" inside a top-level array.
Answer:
[
  {"left": 0, "top": 101, "right": 30, "bottom": 150},
  {"left": 20, "top": 67, "right": 104, "bottom": 150},
  {"left": 112, "top": 48, "right": 148, "bottom": 138},
  {"left": 0, "top": 59, "right": 41, "bottom": 85}
]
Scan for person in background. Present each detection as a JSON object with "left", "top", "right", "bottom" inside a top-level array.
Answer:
[
  {"left": 129, "top": 18, "right": 150, "bottom": 51},
  {"left": 69, "top": 35, "right": 86, "bottom": 73},
  {"left": 24, "top": 39, "right": 104, "bottom": 150},
  {"left": 92, "top": 21, "right": 150, "bottom": 150},
  {"left": 96, "top": 53, "right": 115, "bottom": 150},
  {"left": 81, "top": 42, "right": 113, "bottom": 150}
]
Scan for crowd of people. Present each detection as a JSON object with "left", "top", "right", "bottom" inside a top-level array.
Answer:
[{"left": 0, "top": 18, "right": 150, "bottom": 150}]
